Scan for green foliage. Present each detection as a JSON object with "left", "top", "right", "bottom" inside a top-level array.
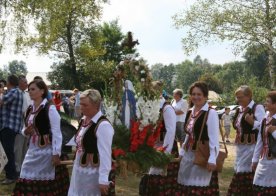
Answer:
[
  {"left": 8, "top": 60, "right": 27, "bottom": 76},
  {"left": 173, "top": 0, "right": 276, "bottom": 88},
  {"left": 174, "top": 59, "right": 204, "bottom": 93},
  {"left": 199, "top": 73, "right": 223, "bottom": 94},
  {"left": 151, "top": 63, "right": 176, "bottom": 94},
  {"left": 46, "top": 19, "right": 127, "bottom": 90},
  {"left": 112, "top": 125, "right": 131, "bottom": 151},
  {"left": 100, "top": 20, "right": 125, "bottom": 63},
  {"left": 47, "top": 61, "right": 75, "bottom": 89},
  {"left": 2, "top": 0, "right": 108, "bottom": 89},
  {"left": 243, "top": 44, "right": 275, "bottom": 89},
  {"left": 112, "top": 124, "right": 172, "bottom": 172},
  {"left": 123, "top": 145, "right": 172, "bottom": 172}
]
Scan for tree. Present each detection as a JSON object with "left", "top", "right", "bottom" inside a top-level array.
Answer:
[
  {"left": 243, "top": 44, "right": 275, "bottom": 88},
  {"left": 175, "top": 60, "right": 204, "bottom": 92},
  {"left": 215, "top": 61, "right": 247, "bottom": 92},
  {"left": 100, "top": 20, "right": 125, "bottom": 63},
  {"left": 173, "top": 0, "right": 276, "bottom": 88},
  {"left": 4, "top": 0, "right": 107, "bottom": 89},
  {"left": 150, "top": 64, "right": 176, "bottom": 93},
  {"left": 8, "top": 60, "right": 27, "bottom": 76},
  {"left": 199, "top": 73, "right": 223, "bottom": 94}
]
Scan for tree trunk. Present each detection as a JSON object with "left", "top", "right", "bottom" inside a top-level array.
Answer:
[
  {"left": 265, "top": 0, "right": 276, "bottom": 89},
  {"left": 66, "top": 13, "right": 80, "bottom": 89},
  {"left": 268, "top": 48, "right": 276, "bottom": 89}
]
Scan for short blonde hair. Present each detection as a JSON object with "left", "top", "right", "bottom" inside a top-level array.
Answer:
[
  {"left": 173, "top": 88, "right": 183, "bottom": 98},
  {"left": 80, "top": 89, "right": 102, "bottom": 106},
  {"left": 235, "top": 85, "right": 252, "bottom": 98}
]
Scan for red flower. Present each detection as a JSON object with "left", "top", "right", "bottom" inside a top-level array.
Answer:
[
  {"left": 138, "top": 125, "right": 151, "bottom": 144},
  {"left": 113, "top": 149, "right": 126, "bottom": 158}
]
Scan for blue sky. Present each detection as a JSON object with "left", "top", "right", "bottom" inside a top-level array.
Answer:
[{"left": 0, "top": 0, "right": 242, "bottom": 72}]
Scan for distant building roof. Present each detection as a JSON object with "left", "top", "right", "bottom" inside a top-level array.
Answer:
[{"left": 26, "top": 72, "right": 51, "bottom": 86}]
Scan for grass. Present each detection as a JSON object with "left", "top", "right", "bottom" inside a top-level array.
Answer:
[{"left": 0, "top": 128, "right": 237, "bottom": 196}]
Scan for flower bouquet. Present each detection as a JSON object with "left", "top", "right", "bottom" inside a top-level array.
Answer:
[{"left": 112, "top": 119, "right": 172, "bottom": 174}]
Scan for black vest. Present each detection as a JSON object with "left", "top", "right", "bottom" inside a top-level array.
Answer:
[
  {"left": 77, "top": 115, "right": 108, "bottom": 167},
  {"left": 260, "top": 118, "right": 276, "bottom": 159},
  {"left": 232, "top": 104, "right": 258, "bottom": 144},
  {"left": 159, "top": 101, "right": 171, "bottom": 140},
  {"left": 158, "top": 102, "right": 178, "bottom": 155},
  {"left": 25, "top": 103, "right": 52, "bottom": 147},
  {"left": 184, "top": 109, "right": 209, "bottom": 150}
]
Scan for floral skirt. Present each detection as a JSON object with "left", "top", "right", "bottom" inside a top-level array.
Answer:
[
  {"left": 175, "top": 171, "right": 219, "bottom": 196},
  {"left": 13, "top": 165, "right": 69, "bottom": 196},
  {"left": 227, "top": 172, "right": 254, "bottom": 196},
  {"left": 139, "top": 162, "right": 180, "bottom": 195},
  {"left": 252, "top": 185, "right": 276, "bottom": 196}
]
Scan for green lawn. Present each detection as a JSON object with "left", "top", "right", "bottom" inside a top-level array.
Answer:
[{"left": 0, "top": 128, "right": 237, "bottom": 196}]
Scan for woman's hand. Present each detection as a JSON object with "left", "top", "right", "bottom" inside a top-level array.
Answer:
[
  {"left": 99, "top": 184, "right": 109, "bottom": 195},
  {"left": 252, "top": 162, "right": 258, "bottom": 171},
  {"left": 207, "top": 163, "right": 216, "bottom": 172},
  {"left": 24, "top": 125, "right": 34, "bottom": 135},
  {"left": 267, "top": 126, "right": 276, "bottom": 134},
  {"left": 52, "top": 154, "right": 60, "bottom": 166}
]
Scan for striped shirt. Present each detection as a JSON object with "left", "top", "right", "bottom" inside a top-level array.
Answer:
[{"left": 0, "top": 87, "right": 24, "bottom": 133}]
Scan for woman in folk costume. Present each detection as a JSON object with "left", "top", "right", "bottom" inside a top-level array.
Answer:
[
  {"left": 121, "top": 80, "right": 136, "bottom": 129},
  {"left": 177, "top": 81, "right": 220, "bottom": 195},
  {"left": 139, "top": 95, "right": 177, "bottom": 195},
  {"left": 68, "top": 89, "right": 114, "bottom": 196},
  {"left": 13, "top": 80, "right": 69, "bottom": 195},
  {"left": 227, "top": 85, "right": 265, "bottom": 195},
  {"left": 252, "top": 91, "right": 276, "bottom": 195}
]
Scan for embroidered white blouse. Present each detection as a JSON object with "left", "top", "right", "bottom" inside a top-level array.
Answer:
[
  {"left": 179, "top": 102, "right": 220, "bottom": 164},
  {"left": 20, "top": 99, "right": 62, "bottom": 180}
]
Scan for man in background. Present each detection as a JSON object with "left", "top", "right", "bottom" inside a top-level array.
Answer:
[
  {"left": 73, "top": 88, "right": 81, "bottom": 120},
  {"left": 14, "top": 75, "right": 30, "bottom": 175},
  {"left": 0, "top": 75, "right": 24, "bottom": 184}
]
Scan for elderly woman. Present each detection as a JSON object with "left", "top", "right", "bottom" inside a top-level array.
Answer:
[
  {"left": 177, "top": 81, "right": 220, "bottom": 195},
  {"left": 227, "top": 85, "right": 265, "bottom": 195},
  {"left": 252, "top": 91, "right": 276, "bottom": 195},
  {"left": 68, "top": 89, "right": 114, "bottom": 196},
  {"left": 13, "top": 80, "right": 68, "bottom": 195},
  {"left": 172, "top": 88, "right": 188, "bottom": 146},
  {"left": 139, "top": 95, "right": 177, "bottom": 195}
]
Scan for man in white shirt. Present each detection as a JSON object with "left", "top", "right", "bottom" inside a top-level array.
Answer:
[
  {"left": 73, "top": 88, "right": 81, "bottom": 120},
  {"left": 221, "top": 107, "right": 232, "bottom": 142},
  {"left": 14, "top": 75, "right": 30, "bottom": 176},
  {"left": 172, "top": 89, "right": 188, "bottom": 146}
]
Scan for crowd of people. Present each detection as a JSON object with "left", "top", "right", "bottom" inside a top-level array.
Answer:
[{"left": 1, "top": 74, "right": 276, "bottom": 195}]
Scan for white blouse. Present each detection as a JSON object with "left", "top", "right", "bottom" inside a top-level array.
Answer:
[
  {"left": 74, "top": 111, "right": 114, "bottom": 185},
  {"left": 20, "top": 99, "right": 62, "bottom": 180},
  {"left": 180, "top": 102, "right": 220, "bottom": 164},
  {"left": 163, "top": 105, "right": 176, "bottom": 154},
  {"left": 22, "top": 98, "right": 62, "bottom": 156},
  {"left": 252, "top": 113, "right": 276, "bottom": 163}
]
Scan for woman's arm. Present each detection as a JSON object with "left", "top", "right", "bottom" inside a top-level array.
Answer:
[
  {"left": 163, "top": 105, "right": 176, "bottom": 153},
  {"left": 48, "top": 105, "right": 62, "bottom": 156},
  {"left": 96, "top": 121, "right": 114, "bottom": 185},
  {"left": 207, "top": 109, "right": 220, "bottom": 164}
]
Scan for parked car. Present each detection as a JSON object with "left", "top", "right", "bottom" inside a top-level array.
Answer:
[{"left": 217, "top": 105, "right": 239, "bottom": 119}]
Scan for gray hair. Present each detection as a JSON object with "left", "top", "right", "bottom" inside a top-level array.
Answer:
[
  {"left": 173, "top": 88, "right": 183, "bottom": 98},
  {"left": 235, "top": 85, "right": 252, "bottom": 98},
  {"left": 80, "top": 89, "right": 102, "bottom": 106}
]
